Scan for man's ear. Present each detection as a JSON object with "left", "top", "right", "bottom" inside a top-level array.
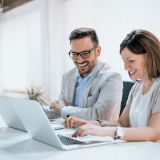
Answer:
[{"left": 96, "top": 45, "right": 101, "bottom": 57}]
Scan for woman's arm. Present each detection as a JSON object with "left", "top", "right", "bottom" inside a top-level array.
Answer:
[
  {"left": 118, "top": 106, "right": 130, "bottom": 127},
  {"left": 94, "top": 106, "right": 130, "bottom": 127},
  {"left": 65, "top": 116, "right": 119, "bottom": 128},
  {"left": 65, "top": 116, "right": 101, "bottom": 128},
  {"left": 122, "top": 112, "right": 160, "bottom": 141},
  {"left": 72, "top": 112, "right": 160, "bottom": 142}
]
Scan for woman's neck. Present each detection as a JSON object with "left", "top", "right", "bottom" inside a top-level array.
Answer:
[{"left": 142, "top": 78, "right": 154, "bottom": 94}]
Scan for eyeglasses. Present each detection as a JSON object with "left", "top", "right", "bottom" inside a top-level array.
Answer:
[{"left": 68, "top": 46, "right": 97, "bottom": 60}]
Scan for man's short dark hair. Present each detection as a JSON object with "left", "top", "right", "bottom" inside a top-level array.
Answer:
[{"left": 69, "top": 27, "right": 99, "bottom": 46}]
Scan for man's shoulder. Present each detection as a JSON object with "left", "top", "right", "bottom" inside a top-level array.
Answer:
[
  {"left": 97, "top": 61, "right": 121, "bottom": 79},
  {"left": 63, "top": 68, "right": 77, "bottom": 78}
]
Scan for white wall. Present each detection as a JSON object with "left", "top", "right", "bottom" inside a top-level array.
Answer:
[
  {"left": 47, "top": 0, "right": 160, "bottom": 99},
  {"left": 57, "top": 0, "right": 160, "bottom": 78},
  {"left": 0, "top": 0, "right": 160, "bottom": 100},
  {"left": 0, "top": 0, "right": 51, "bottom": 101}
]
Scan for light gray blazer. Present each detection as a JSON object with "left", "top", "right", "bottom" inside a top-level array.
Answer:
[{"left": 59, "top": 60, "right": 123, "bottom": 121}]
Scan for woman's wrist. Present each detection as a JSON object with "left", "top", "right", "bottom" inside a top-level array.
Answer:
[
  {"left": 96, "top": 120, "right": 102, "bottom": 126},
  {"left": 114, "top": 126, "right": 125, "bottom": 140},
  {"left": 96, "top": 120, "right": 108, "bottom": 127}
]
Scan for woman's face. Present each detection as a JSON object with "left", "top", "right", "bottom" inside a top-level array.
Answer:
[{"left": 121, "top": 47, "right": 148, "bottom": 81}]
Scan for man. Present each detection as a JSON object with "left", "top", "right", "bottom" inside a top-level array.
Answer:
[{"left": 50, "top": 27, "right": 123, "bottom": 121}]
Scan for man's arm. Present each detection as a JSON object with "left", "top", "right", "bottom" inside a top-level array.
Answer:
[{"left": 61, "top": 73, "right": 123, "bottom": 120}]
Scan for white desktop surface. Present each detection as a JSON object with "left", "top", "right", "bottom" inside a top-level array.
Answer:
[{"left": 0, "top": 127, "right": 160, "bottom": 160}]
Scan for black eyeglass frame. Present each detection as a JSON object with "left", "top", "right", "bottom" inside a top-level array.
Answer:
[{"left": 68, "top": 46, "right": 97, "bottom": 60}]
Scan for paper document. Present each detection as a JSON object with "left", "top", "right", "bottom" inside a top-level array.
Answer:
[
  {"left": 56, "top": 128, "right": 123, "bottom": 143},
  {"left": 50, "top": 118, "right": 65, "bottom": 130},
  {"left": 42, "top": 105, "right": 51, "bottom": 112},
  {"left": 50, "top": 118, "right": 65, "bottom": 123},
  {"left": 70, "top": 135, "right": 116, "bottom": 143},
  {"left": 51, "top": 123, "right": 65, "bottom": 130}
]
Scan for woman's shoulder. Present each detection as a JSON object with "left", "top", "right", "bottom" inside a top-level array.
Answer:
[
  {"left": 131, "top": 77, "right": 160, "bottom": 94},
  {"left": 129, "top": 81, "right": 142, "bottom": 95},
  {"left": 154, "top": 77, "right": 160, "bottom": 84},
  {"left": 152, "top": 77, "right": 160, "bottom": 94}
]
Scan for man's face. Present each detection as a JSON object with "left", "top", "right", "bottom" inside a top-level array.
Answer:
[{"left": 70, "top": 37, "right": 101, "bottom": 75}]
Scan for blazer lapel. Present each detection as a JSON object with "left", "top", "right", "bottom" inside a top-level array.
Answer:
[
  {"left": 69, "top": 70, "right": 78, "bottom": 105},
  {"left": 82, "top": 61, "right": 104, "bottom": 108}
]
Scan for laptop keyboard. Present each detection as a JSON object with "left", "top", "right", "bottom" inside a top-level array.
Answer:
[{"left": 58, "top": 134, "right": 85, "bottom": 145}]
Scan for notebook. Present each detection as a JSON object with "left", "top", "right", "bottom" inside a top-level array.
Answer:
[
  {"left": 0, "top": 96, "right": 26, "bottom": 131},
  {"left": 7, "top": 97, "right": 122, "bottom": 150}
]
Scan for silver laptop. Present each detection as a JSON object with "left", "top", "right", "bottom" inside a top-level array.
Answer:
[
  {"left": 0, "top": 96, "right": 26, "bottom": 131},
  {"left": 8, "top": 97, "right": 120, "bottom": 150}
]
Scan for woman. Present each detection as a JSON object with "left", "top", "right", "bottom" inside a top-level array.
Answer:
[{"left": 65, "top": 29, "right": 160, "bottom": 142}]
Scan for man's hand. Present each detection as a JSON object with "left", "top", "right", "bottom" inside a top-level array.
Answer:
[{"left": 50, "top": 100, "right": 64, "bottom": 113}]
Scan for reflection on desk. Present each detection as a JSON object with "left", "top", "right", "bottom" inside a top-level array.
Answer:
[
  {"left": 0, "top": 127, "right": 160, "bottom": 160},
  {"left": 0, "top": 115, "right": 6, "bottom": 127}
]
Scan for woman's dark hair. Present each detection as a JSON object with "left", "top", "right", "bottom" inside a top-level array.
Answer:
[
  {"left": 69, "top": 27, "right": 99, "bottom": 46},
  {"left": 120, "top": 29, "right": 160, "bottom": 78}
]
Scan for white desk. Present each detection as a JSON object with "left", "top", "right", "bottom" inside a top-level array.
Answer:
[{"left": 0, "top": 127, "right": 160, "bottom": 160}]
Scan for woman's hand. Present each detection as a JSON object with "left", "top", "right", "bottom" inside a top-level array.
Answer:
[
  {"left": 65, "top": 116, "right": 88, "bottom": 128},
  {"left": 72, "top": 124, "right": 103, "bottom": 137}
]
